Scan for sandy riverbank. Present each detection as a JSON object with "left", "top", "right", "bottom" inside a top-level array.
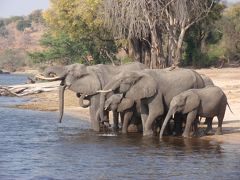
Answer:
[{"left": 12, "top": 67, "right": 240, "bottom": 144}]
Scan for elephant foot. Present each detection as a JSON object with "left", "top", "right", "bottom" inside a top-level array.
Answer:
[
  {"left": 191, "top": 131, "right": 200, "bottom": 137},
  {"left": 122, "top": 130, "right": 127, "bottom": 134},
  {"left": 205, "top": 128, "right": 214, "bottom": 135},
  {"left": 215, "top": 127, "right": 223, "bottom": 135},
  {"left": 127, "top": 124, "right": 138, "bottom": 133},
  {"left": 143, "top": 130, "right": 153, "bottom": 136},
  {"left": 100, "top": 122, "right": 112, "bottom": 132},
  {"left": 92, "top": 123, "right": 100, "bottom": 132},
  {"left": 182, "top": 132, "right": 190, "bottom": 138},
  {"left": 112, "top": 125, "right": 119, "bottom": 132}
]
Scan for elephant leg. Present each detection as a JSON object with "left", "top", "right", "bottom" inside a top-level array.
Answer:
[
  {"left": 140, "top": 103, "right": 148, "bottom": 133},
  {"left": 120, "top": 112, "right": 124, "bottom": 127},
  {"left": 173, "top": 113, "right": 184, "bottom": 136},
  {"left": 144, "top": 98, "right": 163, "bottom": 136},
  {"left": 89, "top": 95, "right": 100, "bottom": 131},
  {"left": 215, "top": 109, "right": 225, "bottom": 135},
  {"left": 122, "top": 111, "right": 133, "bottom": 134},
  {"left": 112, "top": 111, "right": 119, "bottom": 131},
  {"left": 205, "top": 117, "right": 214, "bottom": 135},
  {"left": 144, "top": 113, "right": 161, "bottom": 136},
  {"left": 182, "top": 110, "right": 198, "bottom": 138},
  {"left": 192, "top": 116, "right": 200, "bottom": 137}
]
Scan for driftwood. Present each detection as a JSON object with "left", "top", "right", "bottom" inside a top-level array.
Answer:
[{"left": 0, "top": 81, "right": 60, "bottom": 97}]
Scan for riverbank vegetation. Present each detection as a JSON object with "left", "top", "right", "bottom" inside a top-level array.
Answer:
[{"left": 0, "top": 0, "right": 239, "bottom": 70}]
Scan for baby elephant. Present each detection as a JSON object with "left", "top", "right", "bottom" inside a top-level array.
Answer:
[
  {"left": 104, "top": 94, "right": 141, "bottom": 133},
  {"left": 160, "top": 86, "right": 231, "bottom": 139}
]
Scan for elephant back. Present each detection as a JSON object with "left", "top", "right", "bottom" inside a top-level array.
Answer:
[{"left": 146, "top": 69, "right": 205, "bottom": 107}]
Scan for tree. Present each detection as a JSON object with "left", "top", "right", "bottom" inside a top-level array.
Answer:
[
  {"left": 29, "top": 10, "right": 45, "bottom": 24},
  {"left": 39, "top": 0, "right": 117, "bottom": 64},
  {"left": 183, "top": 2, "right": 225, "bottom": 67},
  {"left": 103, "top": 0, "right": 215, "bottom": 68},
  {"left": 0, "top": 20, "right": 8, "bottom": 37},
  {"left": 16, "top": 19, "right": 31, "bottom": 31},
  {"left": 0, "top": 50, "right": 27, "bottom": 72},
  {"left": 163, "top": 0, "right": 215, "bottom": 66},
  {"left": 104, "top": 0, "right": 166, "bottom": 68},
  {"left": 218, "top": 3, "right": 240, "bottom": 60}
]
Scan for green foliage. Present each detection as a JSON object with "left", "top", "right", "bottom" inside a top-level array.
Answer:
[
  {"left": 16, "top": 20, "right": 32, "bottom": 31},
  {"left": 29, "top": 10, "right": 45, "bottom": 24},
  {"left": 218, "top": 3, "right": 240, "bottom": 60},
  {"left": 183, "top": 2, "right": 225, "bottom": 67},
  {"left": 28, "top": 32, "right": 117, "bottom": 65},
  {"left": 29, "top": 0, "right": 117, "bottom": 65}
]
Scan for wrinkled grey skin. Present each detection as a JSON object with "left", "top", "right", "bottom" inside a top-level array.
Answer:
[
  {"left": 160, "top": 86, "right": 230, "bottom": 139},
  {"left": 99, "top": 68, "right": 205, "bottom": 136},
  {"left": 201, "top": 74, "right": 214, "bottom": 87},
  {"left": 41, "top": 62, "right": 147, "bottom": 131},
  {"left": 104, "top": 94, "right": 141, "bottom": 133}
]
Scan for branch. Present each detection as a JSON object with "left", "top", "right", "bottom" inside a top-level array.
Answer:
[
  {"left": 102, "top": 49, "right": 116, "bottom": 66},
  {"left": 0, "top": 82, "right": 60, "bottom": 97}
]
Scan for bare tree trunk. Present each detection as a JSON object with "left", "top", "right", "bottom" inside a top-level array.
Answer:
[
  {"left": 174, "top": 27, "right": 186, "bottom": 66},
  {"left": 149, "top": 24, "right": 166, "bottom": 69},
  {"left": 167, "top": 35, "right": 174, "bottom": 67},
  {"left": 129, "top": 38, "right": 142, "bottom": 62}
]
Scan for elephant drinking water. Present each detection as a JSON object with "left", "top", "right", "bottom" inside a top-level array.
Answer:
[
  {"left": 98, "top": 68, "right": 205, "bottom": 136},
  {"left": 36, "top": 62, "right": 147, "bottom": 131}
]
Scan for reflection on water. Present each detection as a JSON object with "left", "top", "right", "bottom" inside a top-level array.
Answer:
[
  {"left": 0, "top": 74, "right": 239, "bottom": 179},
  {"left": 0, "top": 106, "right": 239, "bottom": 180}
]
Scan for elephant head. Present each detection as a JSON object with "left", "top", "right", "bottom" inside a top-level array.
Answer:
[
  {"left": 159, "top": 91, "right": 200, "bottom": 139},
  {"left": 104, "top": 94, "right": 135, "bottom": 112},
  {"left": 36, "top": 63, "right": 102, "bottom": 123},
  {"left": 98, "top": 70, "right": 157, "bottom": 121}
]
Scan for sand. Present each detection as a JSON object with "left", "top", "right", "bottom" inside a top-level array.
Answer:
[{"left": 12, "top": 67, "right": 240, "bottom": 144}]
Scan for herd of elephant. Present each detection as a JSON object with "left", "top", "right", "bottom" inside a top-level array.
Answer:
[{"left": 36, "top": 62, "right": 231, "bottom": 139}]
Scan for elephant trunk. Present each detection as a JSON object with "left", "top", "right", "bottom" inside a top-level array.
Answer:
[
  {"left": 99, "top": 92, "right": 107, "bottom": 122},
  {"left": 159, "top": 108, "right": 175, "bottom": 139},
  {"left": 59, "top": 84, "right": 67, "bottom": 123},
  {"left": 98, "top": 79, "right": 121, "bottom": 122},
  {"left": 79, "top": 94, "right": 91, "bottom": 108}
]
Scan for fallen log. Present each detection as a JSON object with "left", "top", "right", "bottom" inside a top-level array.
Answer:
[{"left": 0, "top": 81, "right": 60, "bottom": 97}]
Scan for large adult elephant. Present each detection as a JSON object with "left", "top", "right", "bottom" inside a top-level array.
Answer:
[
  {"left": 98, "top": 69, "right": 205, "bottom": 136},
  {"left": 36, "top": 62, "right": 147, "bottom": 131}
]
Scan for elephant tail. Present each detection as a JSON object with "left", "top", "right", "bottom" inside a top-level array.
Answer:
[{"left": 227, "top": 102, "right": 234, "bottom": 114}]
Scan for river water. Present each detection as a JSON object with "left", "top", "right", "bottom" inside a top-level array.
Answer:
[{"left": 0, "top": 74, "right": 239, "bottom": 180}]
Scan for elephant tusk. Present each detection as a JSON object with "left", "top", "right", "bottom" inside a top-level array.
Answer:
[
  {"left": 96, "top": 89, "right": 112, "bottom": 93},
  {"left": 35, "top": 74, "right": 62, "bottom": 81}
]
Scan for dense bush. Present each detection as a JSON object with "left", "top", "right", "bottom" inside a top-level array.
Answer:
[
  {"left": 16, "top": 20, "right": 31, "bottom": 31},
  {"left": 0, "top": 50, "right": 29, "bottom": 72},
  {"left": 0, "top": 20, "right": 8, "bottom": 37}
]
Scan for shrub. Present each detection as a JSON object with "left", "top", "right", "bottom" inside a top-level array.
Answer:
[{"left": 16, "top": 20, "right": 31, "bottom": 31}]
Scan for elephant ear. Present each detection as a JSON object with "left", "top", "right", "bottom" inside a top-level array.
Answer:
[
  {"left": 183, "top": 91, "right": 200, "bottom": 114},
  {"left": 69, "top": 64, "right": 88, "bottom": 78},
  {"left": 117, "top": 98, "right": 134, "bottom": 112},
  {"left": 125, "top": 73, "right": 157, "bottom": 100}
]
